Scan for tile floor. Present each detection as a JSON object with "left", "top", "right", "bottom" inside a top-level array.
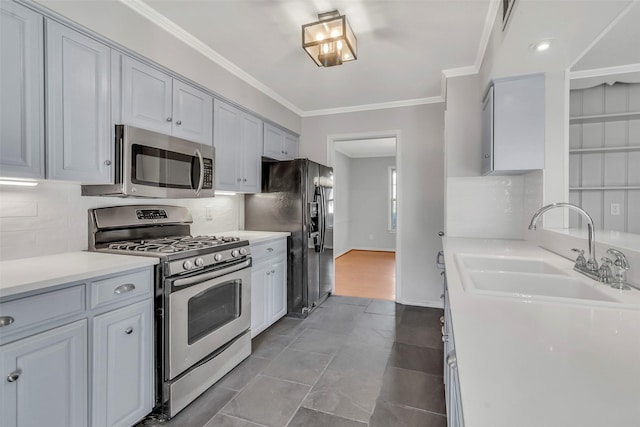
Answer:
[{"left": 141, "top": 296, "right": 446, "bottom": 427}]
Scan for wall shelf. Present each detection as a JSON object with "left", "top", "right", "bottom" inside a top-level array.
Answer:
[
  {"left": 569, "top": 186, "right": 640, "bottom": 191},
  {"left": 569, "top": 145, "right": 640, "bottom": 154},
  {"left": 569, "top": 111, "right": 640, "bottom": 124}
]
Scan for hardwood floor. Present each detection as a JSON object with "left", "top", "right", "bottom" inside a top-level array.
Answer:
[{"left": 334, "top": 250, "right": 396, "bottom": 301}]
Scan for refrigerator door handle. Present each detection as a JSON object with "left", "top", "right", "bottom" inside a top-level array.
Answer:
[{"left": 320, "top": 186, "right": 327, "bottom": 252}]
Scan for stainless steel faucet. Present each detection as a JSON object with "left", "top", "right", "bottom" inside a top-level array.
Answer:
[{"left": 528, "top": 203, "right": 599, "bottom": 279}]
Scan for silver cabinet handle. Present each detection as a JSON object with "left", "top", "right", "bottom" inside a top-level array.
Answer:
[
  {"left": 176, "top": 120, "right": 182, "bottom": 125},
  {"left": 7, "top": 369, "right": 21, "bottom": 383},
  {"left": 281, "top": 150, "right": 285, "bottom": 154},
  {"left": 271, "top": 269, "right": 275, "bottom": 273},
  {"left": 237, "top": 178, "right": 242, "bottom": 182},
  {"left": 0, "top": 316, "right": 15, "bottom": 327},
  {"left": 266, "top": 271, "right": 271, "bottom": 276},
  {"left": 243, "top": 178, "right": 247, "bottom": 182},
  {"left": 114, "top": 283, "right": 135, "bottom": 295},
  {"left": 166, "top": 117, "right": 172, "bottom": 122},
  {"left": 104, "top": 160, "right": 112, "bottom": 166},
  {"left": 267, "top": 248, "right": 274, "bottom": 252},
  {"left": 447, "top": 351, "right": 457, "bottom": 369},
  {"left": 441, "top": 325, "right": 445, "bottom": 336},
  {"left": 484, "top": 154, "right": 490, "bottom": 158},
  {"left": 125, "top": 327, "right": 133, "bottom": 335}
]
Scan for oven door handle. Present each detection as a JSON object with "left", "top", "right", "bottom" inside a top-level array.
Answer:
[
  {"left": 195, "top": 149, "right": 205, "bottom": 196},
  {"left": 171, "top": 259, "right": 251, "bottom": 288}
]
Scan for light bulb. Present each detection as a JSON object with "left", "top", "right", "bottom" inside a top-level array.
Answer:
[
  {"left": 322, "top": 43, "right": 329, "bottom": 54},
  {"left": 536, "top": 41, "right": 551, "bottom": 51},
  {"left": 331, "top": 30, "right": 339, "bottom": 37},
  {"left": 337, "top": 40, "right": 343, "bottom": 50}
]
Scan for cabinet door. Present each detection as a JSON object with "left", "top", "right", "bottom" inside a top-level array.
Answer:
[
  {"left": 250, "top": 262, "right": 269, "bottom": 338},
  {"left": 263, "top": 123, "right": 285, "bottom": 160},
  {"left": 481, "top": 86, "right": 494, "bottom": 175},
  {"left": 0, "top": 320, "right": 87, "bottom": 427},
  {"left": 0, "top": 2, "right": 44, "bottom": 179},
  {"left": 93, "top": 300, "right": 153, "bottom": 427},
  {"left": 240, "top": 113, "right": 263, "bottom": 193},
  {"left": 46, "top": 20, "right": 111, "bottom": 183},
  {"left": 283, "top": 133, "right": 299, "bottom": 160},
  {"left": 269, "top": 256, "right": 287, "bottom": 323},
  {"left": 213, "top": 99, "right": 241, "bottom": 191},
  {"left": 121, "top": 56, "right": 173, "bottom": 134},
  {"left": 172, "top": 80, "right": 213, "bottom": 145}
]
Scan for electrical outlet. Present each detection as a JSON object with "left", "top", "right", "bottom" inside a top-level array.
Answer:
[
  {"left": 610, "top": 203, "right": 621, "bottom": 216},
  {"left": 205, "top": 206, "right": 213, "bottom": 221}
]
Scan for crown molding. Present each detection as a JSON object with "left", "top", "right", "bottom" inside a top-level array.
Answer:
[
  {"left": 119, "top": 0, "right": 304, "bottom": 116},
  {"left": 302, "top": 97, "right": 444, "bottom": 117},
  {"left": 570, "top": 63, "right": 640, "bottom": 80}
]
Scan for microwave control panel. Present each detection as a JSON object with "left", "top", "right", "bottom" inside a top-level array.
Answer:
[{"left": 203, "top": 158, "right": 213, "bottom": 189}]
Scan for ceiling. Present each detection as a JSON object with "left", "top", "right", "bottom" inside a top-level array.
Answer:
[
  {"left": 133, "top": 0, "right": 494, "bottom": 115},
  {"left": 335, "top": 138, "right": 396, "bottom": 158},
  {"left": 114, "top": 0, "right": 639, "bottom": 117}
]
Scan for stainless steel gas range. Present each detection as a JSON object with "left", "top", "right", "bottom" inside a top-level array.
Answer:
[{"left": 88, "top": 205, "right": 251, "bottom": 419}]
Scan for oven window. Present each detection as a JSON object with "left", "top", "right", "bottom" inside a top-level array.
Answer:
[
  {"left": 132, "top": 144, "right": 199, "bottom": 189},
  {"left": 187, "top": 279, "right": 240, "bottom": 345}
]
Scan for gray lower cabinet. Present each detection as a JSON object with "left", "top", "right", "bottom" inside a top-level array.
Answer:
[
  {"left": 46, "top": 19, "right": 112, "bottom": 183},
  {"left": 250, "top": 239, "right": 287, "bottom": 337},
  {"left": 0, "top": 320, "right": 88, "bottom": 427},
  {"left": 92, "top": 299, "right": 153, "bottom": 427},
  {"left": 443, "top": 274, "right": 465, "bottom": 427},
  {"left": 0, "top": 1, "right": 44, "bottom": 179},
  {"left": 0, "top": 266, "right": 154, "bottom": 427}
]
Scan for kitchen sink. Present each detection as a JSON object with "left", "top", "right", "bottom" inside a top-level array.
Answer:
[
  {"left": 463, "top": 271, "right": 618, "bottom": 303},
  {"left": 457, "top": 254, "right": 565, "bottom": 275}
]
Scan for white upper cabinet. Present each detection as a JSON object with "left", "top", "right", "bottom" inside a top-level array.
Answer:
[
  {"left": 121, "top": 55, "right": 173, "bottom": 135},
  {"left": 213, "top": 99, "right": 263, "bottom": 192},
  {"left": 0, "top": 1, "right": 44, "bottom": 179},
  {"left": 46, "top": 19, "right": 112, "bottom": 183},
  {"left": 118, "top": 55, "right": 213, "bottom": 145},
  {"left": 172, "top": 80, "right": 213, "bottom": 144},
  {"left": 264, "top": 123, "right": 298, "bottom": 161},
  {"left": 482, "top": 73, "right": 545, "bottom": 175}
]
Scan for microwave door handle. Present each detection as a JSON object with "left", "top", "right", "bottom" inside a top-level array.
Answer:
[{"left": 195, "top": 149, "right": 205, "bottom": 196}]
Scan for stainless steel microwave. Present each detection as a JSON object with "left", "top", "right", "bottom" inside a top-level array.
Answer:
[{"left": 82, "top": 125, "right": 215, "bottom": 198}]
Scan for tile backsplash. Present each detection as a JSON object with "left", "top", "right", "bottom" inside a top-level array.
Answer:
[
  {"left": 446, "top": 175, "right": 526, "bottom": 239},
  {"left": 0, "top": 181, "right": 243, "bottom": 261}
]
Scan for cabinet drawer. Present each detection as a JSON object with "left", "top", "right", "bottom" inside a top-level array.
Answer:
[
  {"left": 90, "top": 269, "right": 152, "bottom": 310},
  {"left": 251, "top": 239, "right": 287, "bottom": 263},
  {"left": 0, "top": 285, "right": 85, "bottom": 340}
]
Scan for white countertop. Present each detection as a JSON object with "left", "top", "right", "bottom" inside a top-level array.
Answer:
[
  {"left": 221, "top": 230, "right": 290, "bottom": 244},
  {"left": 0, "top": 252, "right": 159, "bottom": 299},
  {"left": 442, "top": 237, "right": 640, "bottom": 427}
]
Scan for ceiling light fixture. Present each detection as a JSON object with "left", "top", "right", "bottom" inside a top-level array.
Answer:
[
  {"left": 531, "top": 39, "right": 554, "bottom": 52},
  {"left": 302, "top": 10, "right": 357, "bottom": 67}
]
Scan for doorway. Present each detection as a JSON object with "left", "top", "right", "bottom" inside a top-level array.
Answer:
[{"left": 329, "top": 135, "right": 398, "bottom": 301}]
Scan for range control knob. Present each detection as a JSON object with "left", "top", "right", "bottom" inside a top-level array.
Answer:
[
  {"left": 183, "top": 260, "right": 193, "bottom": 270},
  {"left": 214, "top": 254, "right": 222, "bottom": 262},
  {"left": 239, "top": 248, "right": 248, "bottom": 255},
  {"left": 231, "top": 249, "right": 239, "bottom": 258},
  {"left": 194, "top": 257, "right": 204, "bottom": 267}
]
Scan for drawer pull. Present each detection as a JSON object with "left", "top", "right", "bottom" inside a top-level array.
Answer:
[
  {"left": 125, "top": 327, "right": 133, "bottom": 335},
  {"left": 114, "top": 283, "right": 136, "bottom": 295},
  {"left": 0, "top": 316, "right": 15, "bottom": 327},
  {"left": 7, "top": 369, "right": 21, "bottom": 383},
  {"left": 267, "top": 248, "right": 274, "bottom": 252},
  {"left": 447, "top": 351, "right": 457, "bottom": 369}
]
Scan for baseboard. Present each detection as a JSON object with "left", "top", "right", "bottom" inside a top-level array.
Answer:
[
  {"left": 398, "top": 298, "right": 444, "bottom": 309},
  {"left": 335, "top": 248, "right": 353, "bottom": 259}
]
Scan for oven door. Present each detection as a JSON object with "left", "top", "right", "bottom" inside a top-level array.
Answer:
[
  {"left": 167, "top": 260, "right": 250, "bottom": 379},
  {"left": 120, "top": 125, "right": 215, "bottom": 198}
]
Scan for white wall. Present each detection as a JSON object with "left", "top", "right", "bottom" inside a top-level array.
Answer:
[
  {"left": 348, "top": 156, "right": 396, "bottom": 252},
  {"left": 333, "top": 151, "right": 352, "bottom": 258},
  {"left": 300, "top": 103, "right": 445, "bottom": 308},
  {"left": 0, "top": 182, "right": 242, "bottom": 261},
  {"left": 34, "top": 0, "right": 301, "bottom": 134}
]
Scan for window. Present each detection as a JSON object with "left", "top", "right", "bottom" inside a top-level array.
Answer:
[{"left": 388, "top": 167, "right": 397, "bottom": 231}]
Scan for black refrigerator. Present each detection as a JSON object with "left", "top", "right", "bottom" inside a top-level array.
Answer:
[{"left": 245, "top": 159, "right": 333, "bottom": 318}]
